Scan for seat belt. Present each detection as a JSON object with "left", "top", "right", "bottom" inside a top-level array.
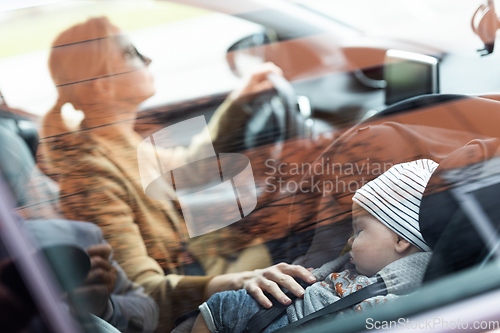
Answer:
[
  {"left": 244, "top": 278, "right": 387, "bottom": 333},
  {"left": 243, "top": 291, "right": 298, "bottom": 333}
]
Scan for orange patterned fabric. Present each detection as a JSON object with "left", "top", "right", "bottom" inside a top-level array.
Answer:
[{"left": 318, "top": 270, "right": 396, "bottom": 313}]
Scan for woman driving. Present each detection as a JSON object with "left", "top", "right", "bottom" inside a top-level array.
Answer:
[{"left": 41, "top": 17, "right": 315, "bottom": 331}]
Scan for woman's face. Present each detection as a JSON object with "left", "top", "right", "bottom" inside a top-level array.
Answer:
[{"left": 107, "top": 35, "right": 155, "bottom": 106}]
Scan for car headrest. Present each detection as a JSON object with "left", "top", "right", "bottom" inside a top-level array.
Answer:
[
  {"left": 419, "top": 138, "right": 500, "bottom": 282},
  {"left": 0, "top": 107, "right": 39, "bottom": 158},
  {"left": 0, "top": 119, "right": 37, "bottom": 205}
]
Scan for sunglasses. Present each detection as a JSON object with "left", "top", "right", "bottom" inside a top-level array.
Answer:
[
  {"left": 124, "top": 45, "right": 148, "bottom": 64},
  {"left": 53, "top": 36, "right": 149, "bottom": 87},
  {"left": 53, "top": 35, "right": 148, "bottom": 63}
]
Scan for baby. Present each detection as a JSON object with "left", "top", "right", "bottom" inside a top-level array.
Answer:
[{"left": 192, "top": 159, "right": 438, "bottom": 333}]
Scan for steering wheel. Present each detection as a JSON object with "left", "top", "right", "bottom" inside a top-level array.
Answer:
[{"left": 243, "top": 73, "right": 308, "bottom": 149}]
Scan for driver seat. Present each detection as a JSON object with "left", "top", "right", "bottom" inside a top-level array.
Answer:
[
  {"left": 0, "top": 116, "right": 124, "bottom": 333},
  {"left": 0, "top": 116, "right": 61, "bottom": 219}
]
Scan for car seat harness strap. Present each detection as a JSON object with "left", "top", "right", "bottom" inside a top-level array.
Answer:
[{"left": 244, "top": 278, "right": 387, "bottom": 333}]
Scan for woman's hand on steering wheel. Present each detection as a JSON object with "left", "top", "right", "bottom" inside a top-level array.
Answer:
[{"left": 229, "top": 62, "right": 284, "bottom": 105}]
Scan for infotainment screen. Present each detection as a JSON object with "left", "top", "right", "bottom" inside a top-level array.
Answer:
[{"left": 384, "top": 50, "right": 439, "bottom": 105}]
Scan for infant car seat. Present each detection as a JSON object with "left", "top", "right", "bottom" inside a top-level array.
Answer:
[{"left": 419, "top": 138, "right": 500, "bottom": 282}]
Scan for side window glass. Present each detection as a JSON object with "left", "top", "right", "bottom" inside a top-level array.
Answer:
[{"left": 0, "top": 2, "right": 264, "bottom": 116}]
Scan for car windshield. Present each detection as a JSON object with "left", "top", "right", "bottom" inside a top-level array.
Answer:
[
  {"left": 0, "top": 1, "right": 262, "bottom": 116},
  {"left": 290, "top": 0, "right": 484, "bottom": 51}
]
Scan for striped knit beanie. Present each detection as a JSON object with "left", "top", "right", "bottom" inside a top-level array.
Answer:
[{"left": 352, "top": 159, "right": 438, "bottom": 252}]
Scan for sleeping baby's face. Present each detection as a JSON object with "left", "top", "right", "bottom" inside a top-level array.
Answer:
[{"left": 348, "top": 203, "right": 402, "bottom": 276}]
